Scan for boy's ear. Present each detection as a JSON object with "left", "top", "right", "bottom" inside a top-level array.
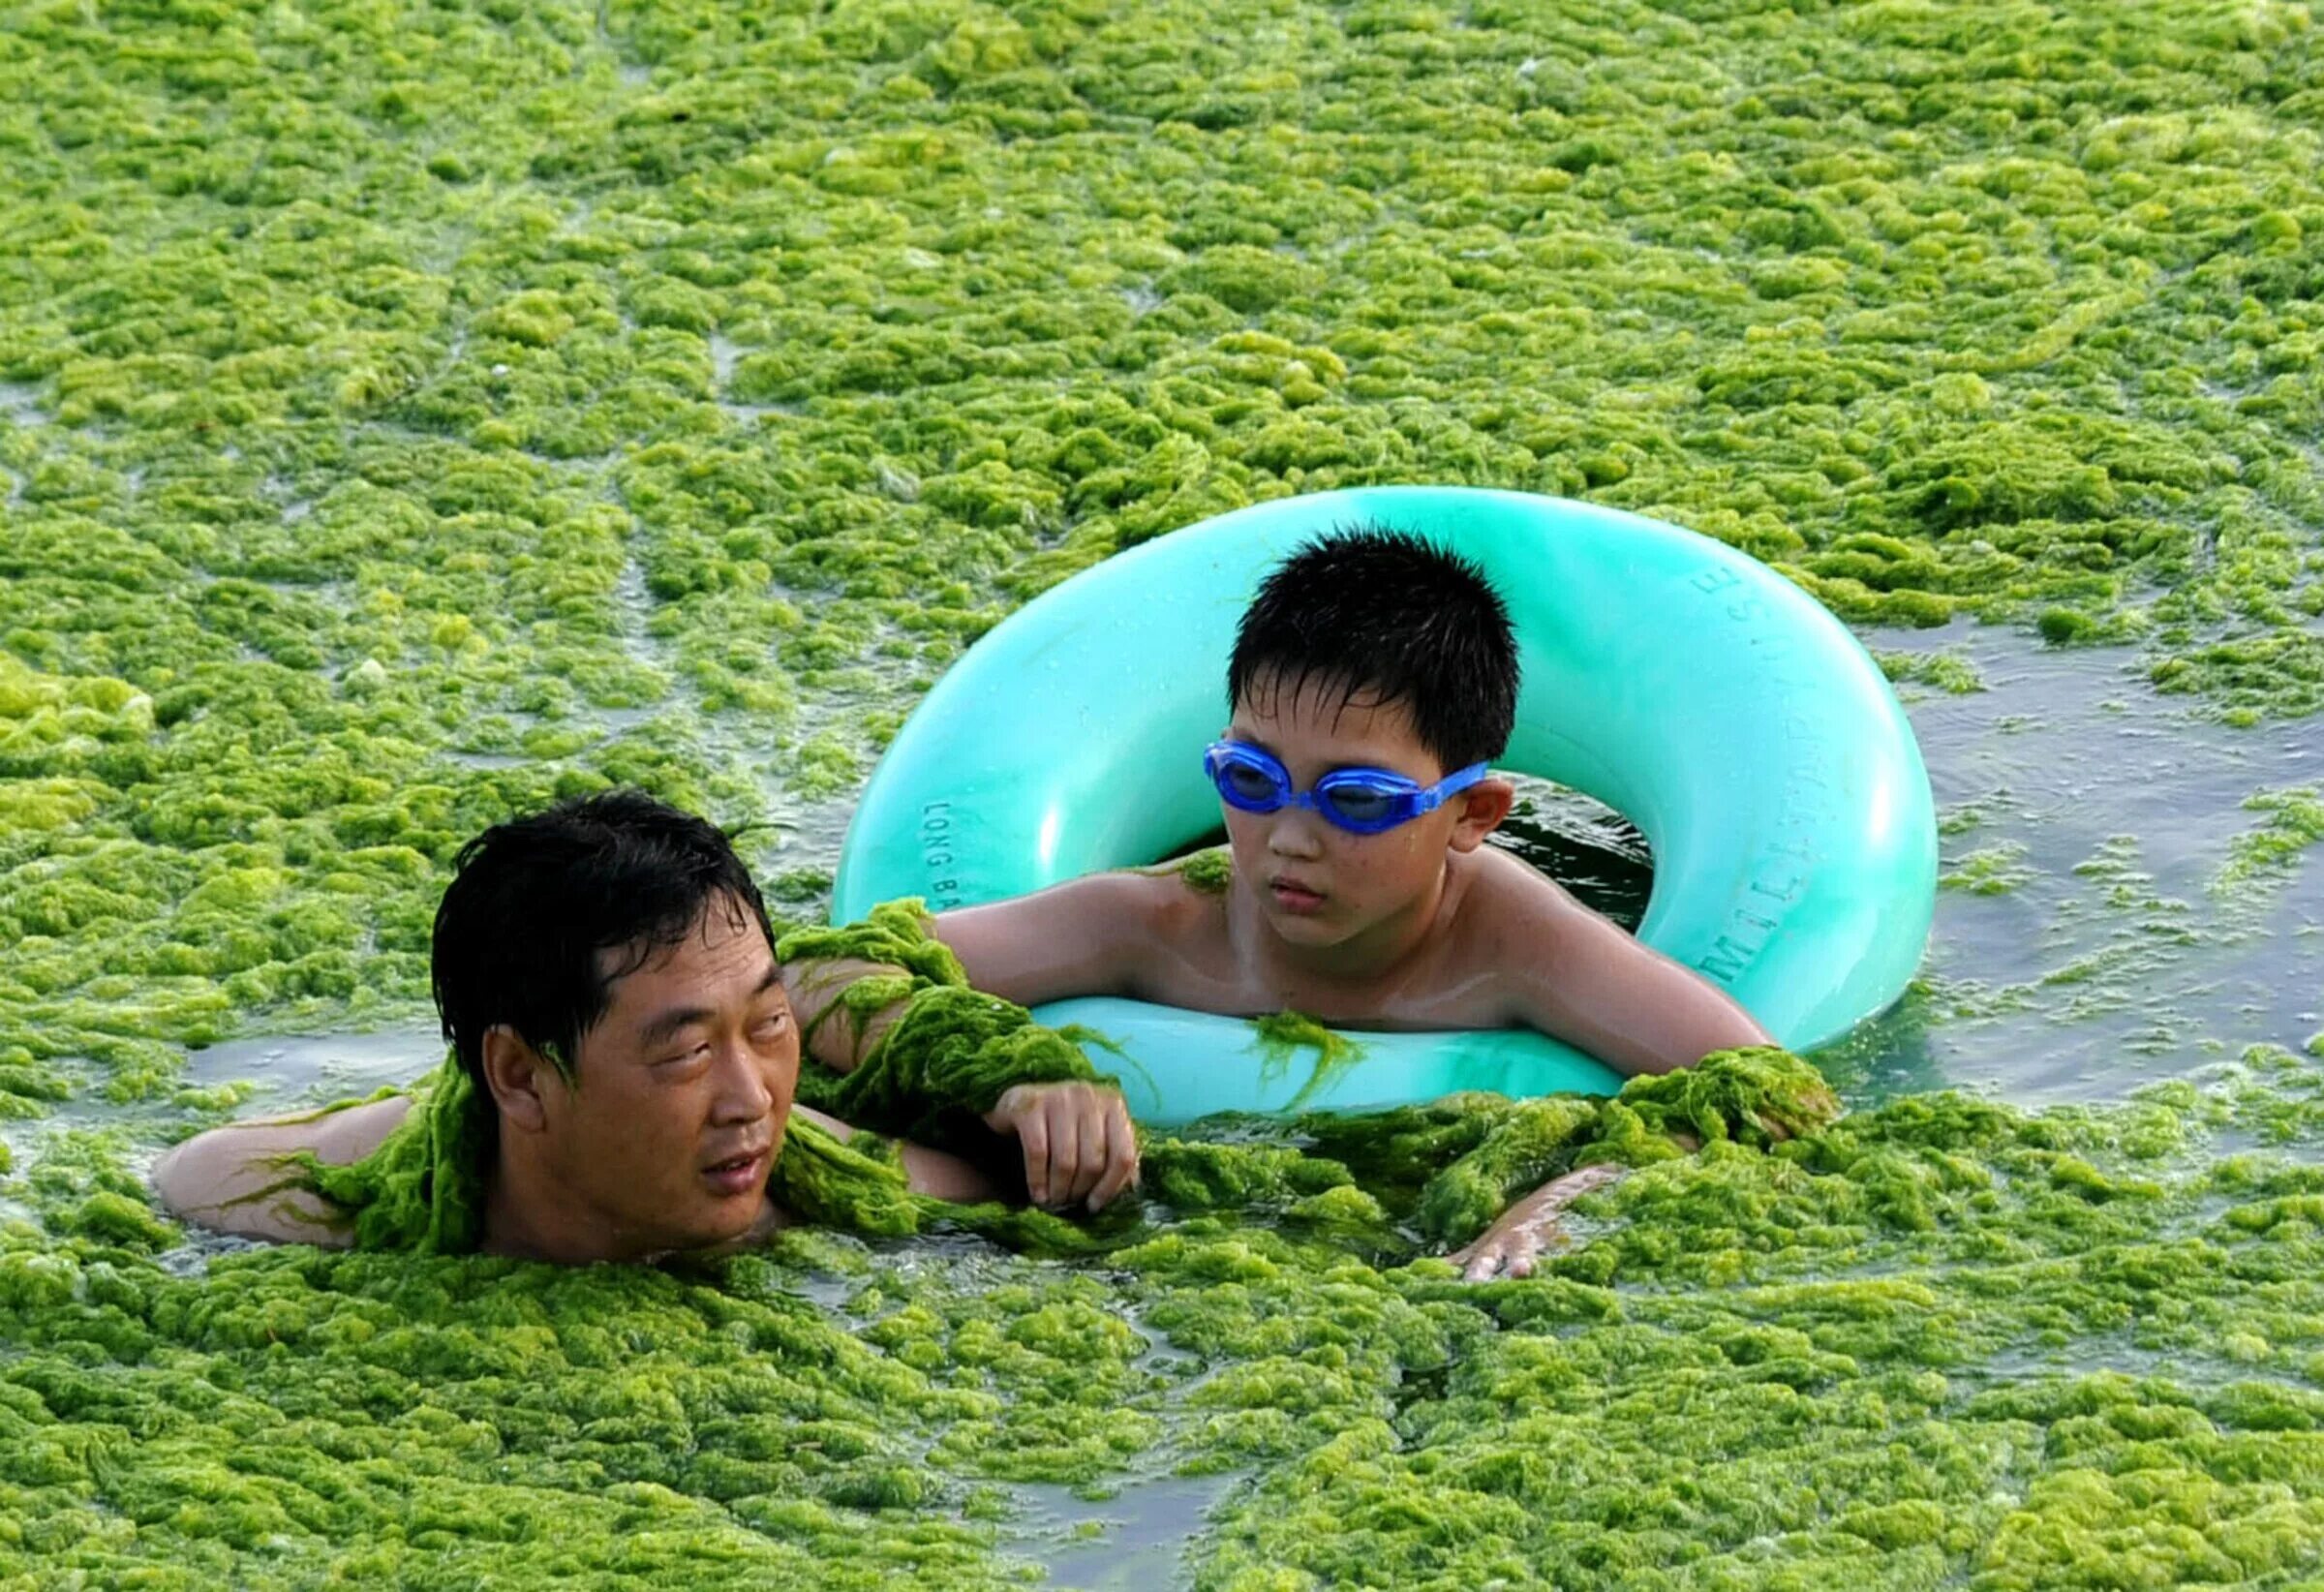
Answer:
[
  {"left": 1447, "top": 777, "right": 1516, "bottom": 852},
  {"left": 480, "top": 1025, "right": 559, "bottom": 1135}
]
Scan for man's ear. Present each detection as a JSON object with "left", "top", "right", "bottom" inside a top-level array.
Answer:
[
  {"left": 480, "top": 1026, "right": 557, "bottom": 1135},
  {"left": 1447, "top": 777, "right": 1516, "bottom": 853}
]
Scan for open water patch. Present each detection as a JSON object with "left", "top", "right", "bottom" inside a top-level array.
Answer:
[
  {"left": 1837, "top": 621, "right": 2322, "bottom": 1107},
  {"left": 180, "top": 1025, "right": 447, "bottom": 1109},
  {"left": 1018, "top": 1472, "right": 1240, "bottom": 1589}
]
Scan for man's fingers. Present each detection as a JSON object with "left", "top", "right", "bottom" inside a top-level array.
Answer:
[
  {"left": 1044, "top": 1098, "right": 1084, "bottom": 1208},
  {"left": 1017, "top": 1107, "right": 1052, "bottom": 1207},
  {"left": 1066, "top": 1102, "right": 1105, "bottom": 1206},
  {"left": 1088, "top": 1100, "right": 1139, "bottom": 1210}
]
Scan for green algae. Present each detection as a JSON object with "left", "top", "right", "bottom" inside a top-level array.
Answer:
[
  {"left": 1874, "top": 648, "right": 1987, "bottom": 696},
  {"left": 1942, "top": 842, "right": 2035, "bottom": 896},
  {"left": 2, "top": 0, "right": 2319, "bottom": 1109},
  {"left": 2153, "top": 632, "right": 2324, "bottom": 724},
  {"left": 1141, "top": 844, "right": 1235, "bottom": 896},
  {"left": 22, "top": 1050, "right": 2324, "bottom": 1586},
  {"left": 4, "top": 0, "right": 2324, "bottom": 1581},
  {"left": 2217, "top": 786, "right": 2324, "bottom": 893},
  {"left": 1248, "top": 1011, "right": 1366, "bottom": 1113}
]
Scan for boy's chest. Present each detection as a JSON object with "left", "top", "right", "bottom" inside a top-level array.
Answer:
[{"left": 1145, "top": 907, "right": 1514, "bottom": 1031}]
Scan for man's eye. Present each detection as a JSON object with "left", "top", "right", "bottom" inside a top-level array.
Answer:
[
  {"left": 752, "top": 1012, "right": 788, "bottom": 1036},
  {"left": 658, "top": 1044, "right": 709, "bottom": 1067}
]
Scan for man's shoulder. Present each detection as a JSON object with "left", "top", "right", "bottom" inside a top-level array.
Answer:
[{"left": 160, "top": 1093, "right": 414, "bottom": 1173}]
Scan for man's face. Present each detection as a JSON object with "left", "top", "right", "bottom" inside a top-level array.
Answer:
[
  {"left": 1221, "top": 672, "right": 1470, "bottom": 951},
  {"left": 535, "top": 896, "right": 799, "bottom": 1259}
]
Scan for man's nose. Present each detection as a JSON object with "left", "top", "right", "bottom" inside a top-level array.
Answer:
[{"left": 709, "top": 1037, "right": 775, "bottom": 1121}]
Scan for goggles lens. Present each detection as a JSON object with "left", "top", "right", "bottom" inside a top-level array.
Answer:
[
  {"left": 1215, "top": 755, "right": 1287, "bottom": 810},
  {"left": 1314, "top": 777, "right": 1402, "bottom": 830},
  {"left": 1203, "top": 743, "right": 1485, "bottom": 836}
]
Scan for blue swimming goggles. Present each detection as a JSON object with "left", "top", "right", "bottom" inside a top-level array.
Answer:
[{"left": 1204, "top": 741, "right": 1490, "bottom": 836}]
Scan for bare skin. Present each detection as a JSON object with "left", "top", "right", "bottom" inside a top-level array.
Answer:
[
  {"left": 825, "top": 672, "right": 1790, "bottom": 1280},
  {"left": 155, "top": 898, "right": 1000, "bottom": 1262}
]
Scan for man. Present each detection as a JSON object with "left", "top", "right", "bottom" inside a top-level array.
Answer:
[{"left": 153, "top": 791, "right": 1140, "bottom": 1263}]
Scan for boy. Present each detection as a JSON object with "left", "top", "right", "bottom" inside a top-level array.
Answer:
[{"left": 793, "top": 526, "right": 1790, "bottom": 1280}]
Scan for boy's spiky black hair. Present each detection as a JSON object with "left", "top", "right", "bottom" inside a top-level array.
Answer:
[{"left": 1227, "top": 523, "right": 1519, "bottom": 771}]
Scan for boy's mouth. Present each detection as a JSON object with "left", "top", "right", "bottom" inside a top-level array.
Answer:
[{"left": 1269, "top": 874, "right": 1327, "bottom": 914}]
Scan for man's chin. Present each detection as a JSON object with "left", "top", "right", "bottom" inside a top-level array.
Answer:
[{"left": 654, "top": 1195, "right": 773, "bottom": 1259}]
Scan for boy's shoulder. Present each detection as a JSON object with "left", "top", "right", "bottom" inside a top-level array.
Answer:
[
  {"left": 1103, "top": 848, "right": 1238, "bottom": 953},
  {"left": 1443, "top": 843, "right": 1601, "bottom": 956},
  {"left": 1126, "top": 844, "right": 1237, "bottom": 909}
]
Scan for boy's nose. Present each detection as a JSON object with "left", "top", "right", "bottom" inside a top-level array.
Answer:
[{"left": 1266, "top": 810, "right": 1326, "bottom": 859}]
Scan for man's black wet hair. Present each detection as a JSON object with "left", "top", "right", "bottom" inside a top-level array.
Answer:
[
  {"left": 432, "top": 789, "right": 775, "bottom": 1088},
  {"left": 1227, "top": 523, "right": 1519, "bottom": 770}
]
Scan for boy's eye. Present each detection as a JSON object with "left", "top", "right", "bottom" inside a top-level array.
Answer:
[
  {"left": 1222, "top": 764, "right": 1279, "bottom": 803},
  {"left": 1325, "top": 787, "right": 1396, "bottom": 824}
]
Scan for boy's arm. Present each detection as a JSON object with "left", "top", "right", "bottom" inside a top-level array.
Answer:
[
  {"left": 1497, "top": 879, "right": 1774, "bottom": 1076},
  {"left": 1452, "top": 881, "right": 1801, "bottom": 1281},
  {"left": 929, "top": 871, "right": 1171, "bottom": 1008},
  {"left": 779, "top": 879, "right": 1162, "bottom": 1211}
]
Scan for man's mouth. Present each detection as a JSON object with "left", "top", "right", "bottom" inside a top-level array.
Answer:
[
  {"left": 1269, "top": 875, "right": 1327, "bottom": 914},
  {"left": 701, "top": 1148, "right": 769, "bottom": 1196}
]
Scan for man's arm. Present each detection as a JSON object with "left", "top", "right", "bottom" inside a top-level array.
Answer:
[
  {"left": 793, "top": 1103, "right": 995, "bottom": 1204},
  {"left": 150, "top": 1096, "right": 412, "bottom": 1246}
]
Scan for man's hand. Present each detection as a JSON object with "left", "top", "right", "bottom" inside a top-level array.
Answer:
[
  {"left": 1447, "top": 1162, "right": 1630, "bottom": 1281},
  {"left": 982, "top": 1082, "right": 1140, "bottom": 1212}
]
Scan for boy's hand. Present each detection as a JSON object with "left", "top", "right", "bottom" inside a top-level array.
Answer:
[
  {"left": 983, "top": 1082, "right": 1141, "bottom": 1212},
  {"left": 1448, "top": 1162, "right": 1629, "bottom": 1281},
  {"left": 1452, "top": 1087, "right": 1840, "bottom": 1279}
]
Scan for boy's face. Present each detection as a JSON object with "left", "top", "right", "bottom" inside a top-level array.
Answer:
[{"left": 1221, "top": 671, "right": 1512, "bottom": 953}]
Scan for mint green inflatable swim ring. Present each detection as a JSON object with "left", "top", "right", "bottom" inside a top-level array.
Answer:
[{"left": 834, "top": 487, "right": 1936, "bottom": 1128}]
